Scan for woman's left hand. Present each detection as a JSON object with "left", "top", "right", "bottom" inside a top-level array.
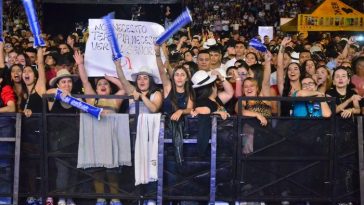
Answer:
[
  {"left": 171, "top": 109, "right": 183, "bottom": 121},
  {"left": 341, "top": 109, "right": 353, "bottom": 118}
]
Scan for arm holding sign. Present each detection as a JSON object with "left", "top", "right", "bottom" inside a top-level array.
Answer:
[{"left": 115, "top": 60, "right": 135, "bottom": 95}]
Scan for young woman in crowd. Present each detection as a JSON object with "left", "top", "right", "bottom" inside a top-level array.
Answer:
[
  {"left": 155, "top": 45, "right": 194, "bottom": 121},
  {"left": 115, "top": 56, "right": 163, "bottom": 114},
  {"left": 46, "top": 68, "right": 79, "bottom": 205},
  {"left": 18, "top": 48, "right": 48, "bottom": 205},
  {"left": 190, "top": 69, "right": 233, "bottom": 156},
  {"left": 155, "top": 44, "right": 194, "bottom": 165},
  {"left": 73, "top": 50, "right": 125, "bottom": 205},
  {"left": 302, "top": 59, "right": 316, "bottom": 77},
  {"left": 73, "top": 50, "right": 125, "bottom": 114},
  {"left": 277, "top": 37, "right": 303, "bottom": 116},
  {"left": 235, "top": 52, "right": 272, "bottom": 154},
  {"left": 183, "top": 50, "right": 194, "bottom": 63},
  {"left": 9, "top": 63, "right": 25, "bottom": 111},
  {"left": 315, "top": 65, "right": 332, "bottom": 94},
  {"left": 22, "top": 48, "right": 46, "bottom": 117},
  {"left": 16, "top": 53, "right": 31, "bottom": 66},
  {"left": 191, "top": 69, "right": 233, "bottom": 119},
  {"left": 326, "top": 66, "right": 362, "bottom": 118},
  {"left": 234, "top": 61, "right": 249, "bottom": 97},
  {"left": 245, "top": 52, "right": 259, "bottom": 66},
  {"left": 291, "top": 76, "right": 331, "bottom": 118}
]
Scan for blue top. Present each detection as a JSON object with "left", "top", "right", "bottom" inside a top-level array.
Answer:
[
  {"left": 291, "top": 91, "right": 322, "bottom": 117},
  {"left": 162, "top": 91, "right": 188, "bottom": 116}
]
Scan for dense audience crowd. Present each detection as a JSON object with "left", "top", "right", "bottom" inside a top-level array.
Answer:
[{"left": 0, "top": 1, "right": 364, "bottom": 205}]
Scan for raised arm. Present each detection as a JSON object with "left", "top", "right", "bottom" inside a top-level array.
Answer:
[
  {"left": 212, "top": 70, "right": 234, "bottom": 104},
  {"left": 338, "top": 36, "right": 355, "bottom": 60},
  {"left": 114, "top": 59, "right": 135, "bottom": 95},
  {"left": 103, "top": 75, "right": 126, "bottom": 109},
  {"left": 155, "top": 44, "right": 171, "bottom": 96},
  {"left": 34, "top": 48, "right": 46, "bottom": 95},
  {"left": 161, "top": 43, "right": 173, "bottom": 77},
  {"left": 234, "top": 69, "right": 243, "bottom": 98},
  {"left": 277, "top": 37, "right": 291, "bottom": 96},
  {"left": 73, "top": 50, "right": 95, "bottom": 95},
  {"left": 261, "top": 51, "right": 272, "bottom": 97},
  {"left": 0, "top": 42, "right": 4, "bottom": 68}
]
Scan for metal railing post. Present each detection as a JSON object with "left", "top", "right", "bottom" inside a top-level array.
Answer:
[{"left": 357, "top": 116, "right": 364, "bottom": 205}]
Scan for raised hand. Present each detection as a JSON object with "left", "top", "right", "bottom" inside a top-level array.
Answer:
[
  {"left": 280, "top": 37, "right": 291, "bottom": 47},
  {"left": 73, "top": 50, "right": 84, "bottom": 65}
]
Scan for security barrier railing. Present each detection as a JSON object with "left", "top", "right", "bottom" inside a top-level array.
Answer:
[{"left": 0, "top": 95, "right": 362, "bottom": 205}]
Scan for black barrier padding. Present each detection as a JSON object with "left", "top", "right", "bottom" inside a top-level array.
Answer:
[
  {"left": 1, "top": 114, "right": 362, "bottom": 204},
  {"left": 334, "top": 118, "right": 359, "bottom": 203},
  {"left": 0, "top": 116, "right": 15, "bottom": 197},
  {"left": 45, "top": 115, "right": 150, "bottom": 200},
  {"left": 163, "top": 117, "right": 236, "bottom": 201},
  {"left": 19, "top": 116, "right": 43, "bottom": 195},
  {"left": 237, "top": 118, "right": 333, "bottom": 202}
]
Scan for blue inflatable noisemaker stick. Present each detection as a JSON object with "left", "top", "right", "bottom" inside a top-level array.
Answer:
[
  {"left": 103, "top": 12, "right": 123, "bottom": 61},
  {"left": 155, "top": 7, "right": 192, "bottom": 45},
  {"left": 22, "top": 0, "right": 45, "bottom": 48},
  {"left": 54, "top": 89, "right": 103, "bottom": 120},
  {"left": 249, "top": 38, "right": 267, "bottom": 52}
]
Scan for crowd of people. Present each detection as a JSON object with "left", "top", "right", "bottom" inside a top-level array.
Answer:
[{"left": 0, "top": 1, "right": 364, "bottom": 205}]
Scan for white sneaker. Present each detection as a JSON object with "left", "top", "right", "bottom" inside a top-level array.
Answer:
[{"left": 57, "top": 198, "right": 66, "bottom": 205}]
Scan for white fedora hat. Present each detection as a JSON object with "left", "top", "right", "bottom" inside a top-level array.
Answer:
[
  {"left": 131, "top": 66, "right": 159, "bottom": 83},
  {"left": 191, "top": 70, "right": 217, "bottom": 88}
]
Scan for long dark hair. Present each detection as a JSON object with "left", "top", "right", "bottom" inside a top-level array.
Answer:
[
  {"left": 282, "top": 62, "right": 303, "bottom": 97},
  {"left": 8, "top": 64, "right": 27, "bottom": 110},
  {"left": 301, "top": 59, "right": 316, "bottom": 77},
  {"left": 194, "top": 82, "right": 215, "bottom": 103},
  {"left": 249, "top": 64, "right": 264, "bottom": 92},
  {"left": 135, "top": 75, "right": 160, "bottom": 99},
  {"left": 170, "top": 66, "right": 195, "bottom": 112}
]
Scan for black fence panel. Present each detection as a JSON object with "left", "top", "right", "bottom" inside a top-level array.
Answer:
[
  {"left": 236, "top": 117, "right": 333, "bottom": 203},
  {"left": 44, "top": 114, "right": 151, "bottom": 203},
  {"left": 19, "top": 114, "right": 43, "bottom": 198},
  {"left": 162, "top": 117, "right": 237, "bottom": 202},
  {"left": 0, "top": 115, "right": 16, "bottom": 203},
  {"left": 334, "top": 118, "right": 359, "bottom": 204},
  {"left": 1, "top": 112, "right": 363, "bottom": 204}
]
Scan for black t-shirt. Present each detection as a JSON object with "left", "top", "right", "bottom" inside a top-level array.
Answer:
[
  {"left": 196, "top": 97, "right": 223, "bottom": 113},
  {"left": 326, "top": 88, "right": 357, "bottom": 108}
]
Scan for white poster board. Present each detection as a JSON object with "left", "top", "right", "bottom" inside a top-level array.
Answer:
[
  {"left": 85, "top": 19, "right": 165, "bottom": 84},
  {"left": 258, "top": 26, "right": 274, "bottom": 41}
]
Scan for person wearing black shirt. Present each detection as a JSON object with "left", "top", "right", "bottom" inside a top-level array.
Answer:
[{"left": 326, "top": 67, "right": 361, "bottom": 118}]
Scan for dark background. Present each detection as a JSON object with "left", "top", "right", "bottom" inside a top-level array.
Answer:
[{"left": 42, "top": 3, "right": 182, "bottom": 35}]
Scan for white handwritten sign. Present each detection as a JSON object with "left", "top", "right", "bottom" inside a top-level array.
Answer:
[{"left": 85, "top": 19, "right": 165, "bottom": 84}]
